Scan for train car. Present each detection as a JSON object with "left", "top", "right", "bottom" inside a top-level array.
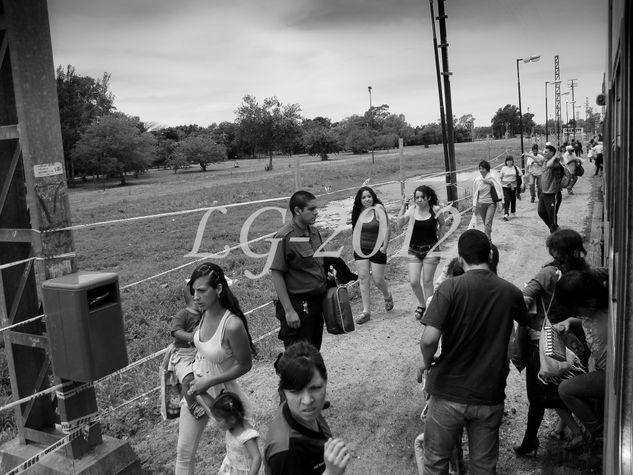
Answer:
[{"left": 603, "top": 0, "right": 632, "bottom": 473}]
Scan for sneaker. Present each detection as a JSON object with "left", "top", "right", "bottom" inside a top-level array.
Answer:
[
  {"left": 355, "top": 312, "right": 371, "bottom": 324},
  {"left": 384, "top": 293, "right": 394, "bottom": 311},
  {"left": 503, "top": 214, "right": 509, "bottom": 221}
]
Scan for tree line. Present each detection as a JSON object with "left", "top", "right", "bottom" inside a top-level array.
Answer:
[{"left": 58, "top": 65, "right": 599, "bottom": 187}]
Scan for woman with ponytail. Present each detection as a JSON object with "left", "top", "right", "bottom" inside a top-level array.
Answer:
[{"left": 175, "top": 263, "right": 256, "bottom": 474}]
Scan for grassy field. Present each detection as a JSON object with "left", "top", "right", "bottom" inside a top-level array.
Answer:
[{"left": 2, "top": 139, "right": 520, "bottom": 448}]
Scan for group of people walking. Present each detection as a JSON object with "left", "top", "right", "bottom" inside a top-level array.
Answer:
[{"left": 165, "top": 151, "right": 604, "bottom": 474}]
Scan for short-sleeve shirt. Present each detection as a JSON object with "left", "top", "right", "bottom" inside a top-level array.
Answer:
[
  {"left": 171, "top": 308, "right": 201, "bottom": 348},
  {"left": 269, "top": 221, "right": 327, "bottom": 297},
  {"left": 421, "top": 269, "right": 528, "bottom": 405},
  {"left": 264, "top": 402, "right": 332, "bottom": 475}
]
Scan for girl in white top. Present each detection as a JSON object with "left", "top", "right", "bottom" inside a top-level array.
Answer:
[
  {"left": 209, "top": 391, "right": 261, "bottom": 475},
  {"left": 499, "top": 155, "right": 523, "bottom": 221}
]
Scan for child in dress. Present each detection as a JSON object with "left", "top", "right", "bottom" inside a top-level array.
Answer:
[
  {"left": 209, "top": 391, "right": 261, "bottom": 475},
  {"left": 170, "top": 284, "right": 206, "bottom": 418}
]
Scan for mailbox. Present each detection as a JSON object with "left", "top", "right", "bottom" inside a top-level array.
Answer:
[{"left": 42, "top": 271, "right": 128, "bottom": 382}]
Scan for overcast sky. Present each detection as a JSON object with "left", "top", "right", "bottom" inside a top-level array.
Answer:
[{"left": 47, "top": 0, "right": 607, "bottom": 129}]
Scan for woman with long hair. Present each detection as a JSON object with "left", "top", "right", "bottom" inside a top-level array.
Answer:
[
  {"left": 264, "top": 341, "right": 350, "bottom": 474},
  {"left": 175, "top": 263, "right": 256, "bottom": 474},
  {"left": 351, "top": 186, "right": 393, "bottom": 324},
  {"left": 397, "top": 185, "right": 446, "bottom": 321},
  {"left": 513, "top": 229, "right": 596, "bottom": 457},
  {"left": 472, "top": 160, "right": 503, "bottom": 240}
]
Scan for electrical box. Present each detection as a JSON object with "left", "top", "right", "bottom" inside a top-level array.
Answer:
[{"left": 42, "top": 271, "right": 128, "bottom": 382}]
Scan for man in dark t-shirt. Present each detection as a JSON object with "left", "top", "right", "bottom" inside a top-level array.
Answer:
[{"left": 420, "top": 230, "right": 527, "bottom": 474}]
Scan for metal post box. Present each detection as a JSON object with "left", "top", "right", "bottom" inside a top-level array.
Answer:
[{"left": 42, "top": 271, "right": 128, "bottom": 382}]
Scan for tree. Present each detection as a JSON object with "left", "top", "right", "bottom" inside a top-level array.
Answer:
[
  {"left": 56, "top": 65, "right": 115, "bottom": 183},
  {"left": 491, "top": 104, "right": 520, "bottom": 138},
  {"left": 71, "top": 113, "right": 156, "bottom": 188},
  {"left": 345, "top": 129, "right": 372, "bottom": 154},
  {"left": 176, "top": 133, "right": 226, "bottom": 171},
  {"left": 303, "top": 127, "right": 342, "bottom": 160},
  {"left": 454, "top": 114, "right": 475, "bottom": 142},
  {"left": 234, "top": 95, "right": 302, "bottom": 170}
]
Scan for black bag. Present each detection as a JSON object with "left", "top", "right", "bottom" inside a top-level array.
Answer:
[
  {"left": 322, "top": 286, "right": 354, "bottom": 334},
  {"left": 576, "top": 160, "right": 585, "bottom": 177},
  {"left": 490, "top": 184, "right": 502, "bottom": 203},
  {"left": 514, "top": 166, "right": 523, "bottom": 190},
  {"left": 508, "top": 324, "right": 530, "bottom": 373}
]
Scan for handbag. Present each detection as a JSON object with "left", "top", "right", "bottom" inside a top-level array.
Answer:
[
  {"left": 322, "top": 285, "right": 355, "bottom": 335},
  {"left": 514, "top": 166, "right": 523, "bottom": 191},
  {"left": 159, "top": 345, "right": 182, "bottom": 420},
  {"left": 537, "top": 290, "right": 586, "bottom": 384},
  {"left": 489, "top": 183, "right": 502, "bottom": 203},
  {"left": 508, "top": 323, "right": 530, "bottom": 372}
]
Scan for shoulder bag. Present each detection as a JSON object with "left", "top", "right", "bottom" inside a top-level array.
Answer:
[{"left": 537, "top": 289, "right": 586, "bottom": 384}]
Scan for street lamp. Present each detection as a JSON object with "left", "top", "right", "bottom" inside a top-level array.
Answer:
[
  {"left": 516, "top": 55, "right": 540, "bottom": 171},
  {"left": 368, "top": 86, "right": 374, "bottom": 164},
  {"left": 544, "top": 80, "right": 561, "bottom": 142}
]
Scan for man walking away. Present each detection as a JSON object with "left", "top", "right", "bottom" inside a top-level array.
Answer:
[
  {"left": 537, "top": 144, "right": 565, "bottom": 233},
  {"left": 420, "top": 230, "right": 527, "bottom": 474},
  {"left": 563, "top": 145, "right": 579, "bottom": 195}
]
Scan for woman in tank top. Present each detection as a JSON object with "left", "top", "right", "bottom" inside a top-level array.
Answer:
[
  {"left": 351, "top": 186, "right": 393, "bottom": 325},
  {"left": 397, "top": 185, "right": 445, "bottom": 321},
  {"left": 175, "top": 263, "right": 256, "bottom": 475}
]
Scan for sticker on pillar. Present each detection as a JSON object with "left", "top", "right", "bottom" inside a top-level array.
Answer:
[{"left": 33, "top": 162, "right": 64, "bottom": 178}]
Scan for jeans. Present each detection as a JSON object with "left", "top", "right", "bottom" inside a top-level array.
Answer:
[
  {"left": 175, "top": 403, "right": 209, "bottom": 475},
  {"left": 475, "top": 202, "right": 496, "bottom": 240},
  {"left": 502, "top": 187, "right": 516, "bottom": 215},
  {"left": 423, "top": 396, "right": 504, "bottom": 475},
  {"left": 567, "top": 173, "right": 578, "bottom": 192},
  {"left": 527, "top": 174, "right": 542, "bottom": 199},
  {"left": 558, "top": 370, "right": 606, "bottom": 437}
]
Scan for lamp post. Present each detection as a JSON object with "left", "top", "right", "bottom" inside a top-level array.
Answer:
[
  {"left": 368, "top": 85, "right": 374, "bottom": 164},
  {"left": 545, "top": 80, "right": 561, "bottom": 142},
  {"left": 516, "top": 55, "right": 540, "bottom": 171}
]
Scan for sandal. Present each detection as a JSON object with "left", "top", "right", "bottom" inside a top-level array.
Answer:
[
  {"left": 414, "top": 306, "right": 425, "bottom": 322},
  {"left": 384, "top": 293, "right": 394, "bottom": 311},
  {"left": 355, "top": 312, "right": 371, "bottom": 325},
  {"left": 189, "top": 401, "right": 207, "bottom": 420}
]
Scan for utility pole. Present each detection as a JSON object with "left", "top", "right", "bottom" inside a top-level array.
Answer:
[
  {"left": 428, "top": 0, "right": 451, "bottom": 202},
  {"left": 568, "top": 79, "right": 578, "bottom": 140},
  {"left": 0, "top": 1, "right": 139, "bottom": 472},
  {"left": 432, "top": 0, "right": 457, "bottom": 203},
  {"left": 554, "top": 55, "right": 562, "bottom": 146}
]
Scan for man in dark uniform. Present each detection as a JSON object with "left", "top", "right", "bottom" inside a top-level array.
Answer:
[{"left": 270, "top": 190, "right": 329, "bottom": 350}]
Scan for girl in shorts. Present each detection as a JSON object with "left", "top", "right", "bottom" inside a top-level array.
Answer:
[
  {"left": 397, "top": 185, "right": 446, "bottom": 321},
  {"left": 351, "top": 186, "right": 393, "bottom": 324}
]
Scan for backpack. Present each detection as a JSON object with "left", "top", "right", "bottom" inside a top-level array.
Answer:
[{"left": 322, "top": 286, "right": 354, "bottom": 334}]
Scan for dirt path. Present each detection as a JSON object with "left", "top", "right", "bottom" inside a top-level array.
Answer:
[{"left": 134, "top": 164, "right": 600, "bottom": 474}]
